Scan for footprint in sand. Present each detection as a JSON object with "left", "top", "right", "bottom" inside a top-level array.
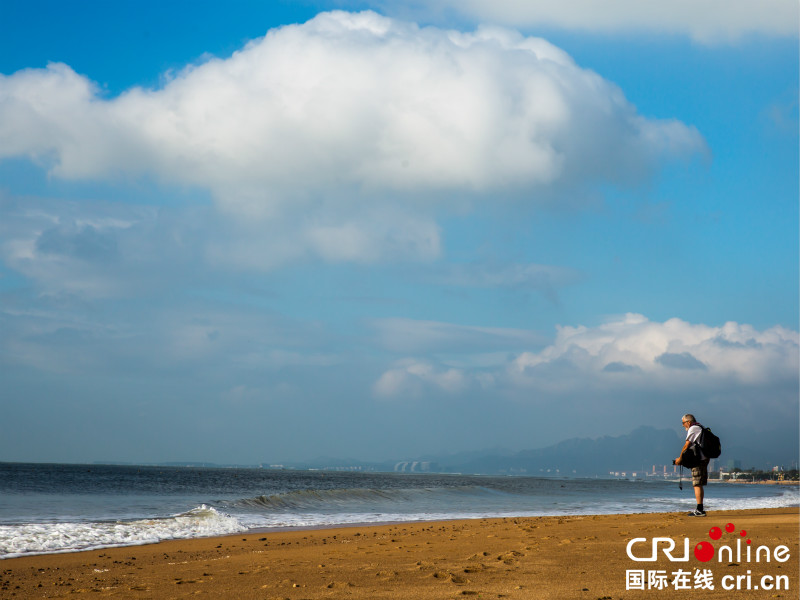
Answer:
[
  {"left": 463, "top": 566, "right": 486, "bottom": 574},
  {"left": 497, "top": 550, "right": 524, "bottom": 564}
]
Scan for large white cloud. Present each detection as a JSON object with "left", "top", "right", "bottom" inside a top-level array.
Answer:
[
  {"left": 374, "top": 314, "right": 799, "bottom": 399},
  {"left": 0, "top": 11, "right": 704, "bottom": 264},
  {"left": 412, "top": 0, "right": 798, "bottom": 43},
  {"left": 510, "top": 313, "right": 798, "bottom": 388}
]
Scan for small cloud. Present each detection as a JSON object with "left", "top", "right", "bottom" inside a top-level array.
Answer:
[
  {"left": 655, "top": 351, "right": 708, "bottom": 370},
  {"left": 0, "top": 195, "right": 179, "bottom": 299},
  {"left": 762, "top": 92, "right": 799, "bottom": 135},
  {"left": 36, "top": 224, "right": 119, "bottom": 262},
  {"left": 373, "top": 359, "right": 469, "bottom": 398}
]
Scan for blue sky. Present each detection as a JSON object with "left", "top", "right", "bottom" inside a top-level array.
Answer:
[{"left": 0, "top": 1, "right": 797, "bottom": 465}]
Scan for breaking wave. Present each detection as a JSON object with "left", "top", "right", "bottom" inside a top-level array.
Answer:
[{"left": 0, "top": 505, "right": 246, "bottom": 559}]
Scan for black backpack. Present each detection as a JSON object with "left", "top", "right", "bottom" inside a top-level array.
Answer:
[{"left": 699, "top": 426, "right": 722, "bottom": 459}]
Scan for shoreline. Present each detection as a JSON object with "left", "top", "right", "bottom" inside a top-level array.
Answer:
[
  {"left": 3, "top": 508, "right": 797, "bottom": 599},
  {"left": 5, "top": 499, "right": 800, "bottom": 561},
  {"left": 4, "top": 490, "right": 800, "bottom": 561}
]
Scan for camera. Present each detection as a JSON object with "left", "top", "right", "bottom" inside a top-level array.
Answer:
[{"left": 672, "top": 459, "right": 677, "bottom": 465}]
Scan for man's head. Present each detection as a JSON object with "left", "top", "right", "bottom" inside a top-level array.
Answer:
[{"left": 681, "top": 414, "right": 696, "bottom": 429}]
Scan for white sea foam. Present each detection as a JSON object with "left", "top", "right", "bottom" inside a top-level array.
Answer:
[
  {"left": 700, "top": 488, "right": 800, "bottom": 512},
  {"left": 0, "top": 505, "right": 246, "bottom": 559}
]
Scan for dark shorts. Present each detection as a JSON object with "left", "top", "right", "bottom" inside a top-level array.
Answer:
[{"left": 692, "top": 460, "right": 709, "bottom": 487}]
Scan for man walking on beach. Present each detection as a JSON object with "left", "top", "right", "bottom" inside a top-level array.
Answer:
[{"left": 674, "top": 414, "right": 709, "bottom": 517}]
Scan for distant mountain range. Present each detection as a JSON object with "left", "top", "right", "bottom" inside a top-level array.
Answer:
[
  {"left": 440, "top": 426, "right": 682, "bottom": 476},
  {"left": 285, "top": 425, "right": 796, "bottom": 476}
]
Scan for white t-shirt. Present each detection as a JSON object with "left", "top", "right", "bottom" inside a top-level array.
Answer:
[{"left": 686, "top": 424, "right": 705, "bottom": 459}]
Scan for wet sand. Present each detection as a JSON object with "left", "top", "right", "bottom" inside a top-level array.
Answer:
[{"left": 2, "top": 508, "right": 797, "bottom": 599}]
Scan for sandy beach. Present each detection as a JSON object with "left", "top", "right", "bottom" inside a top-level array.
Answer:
[{"left": 1, "top": 508, "right": 796, "bottom": 599}]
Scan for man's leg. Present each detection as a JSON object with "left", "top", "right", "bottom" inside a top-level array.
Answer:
[
  {"left": 694, "top": 484, "right": 704, "bottom": 506},
  {"left": 689, "top": 462, "right": 708, "bottom": 515}
]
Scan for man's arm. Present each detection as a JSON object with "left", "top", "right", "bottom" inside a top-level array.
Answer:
[{"left": 675, "top": 439, "right": 691, "bottom": 465}]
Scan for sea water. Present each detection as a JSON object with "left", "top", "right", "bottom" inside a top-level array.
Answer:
[{"left": 1, "top": 462, "right": 796, "bottom": 558}]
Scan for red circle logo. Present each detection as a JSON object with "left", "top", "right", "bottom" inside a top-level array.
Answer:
[{"left": 694, "top": 541, "right": 715, "bottom": 562}]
